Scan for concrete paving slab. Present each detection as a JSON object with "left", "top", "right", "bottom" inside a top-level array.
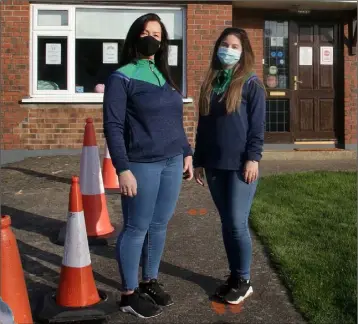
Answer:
[{"left": 1, "top": 156, "right": 356, "bottom": 323}]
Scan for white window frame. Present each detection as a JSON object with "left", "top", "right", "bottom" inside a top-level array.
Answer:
[{"left": 25, "top": 3, "right": 192, "bottom": 103}]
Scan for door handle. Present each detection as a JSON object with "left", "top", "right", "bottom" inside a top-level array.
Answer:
[
  {"left": 293, "top": 76, "right": 302, "bottom": 90},
  {"left": 293, "top": 76, "right": 303, "bottom": 83}
]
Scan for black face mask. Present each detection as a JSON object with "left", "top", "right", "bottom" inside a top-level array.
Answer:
[{"left": 136, "top": 36, "right": 161, "bottom": 56}]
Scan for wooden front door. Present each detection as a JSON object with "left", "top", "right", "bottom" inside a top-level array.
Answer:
[{"left": 290, "top": 22, "right": 339, "bottom": 141}]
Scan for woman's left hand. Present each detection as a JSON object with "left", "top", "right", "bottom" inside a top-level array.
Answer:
[
  {"left": 243, "top": 160, "right": 259, "bottom": 184},
  {"left": 183, "top": 156, "right": 194, "bottom": 181}
]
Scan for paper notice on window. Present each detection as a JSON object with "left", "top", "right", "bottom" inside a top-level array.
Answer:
[
  {"left": 103, "top": 42, "right": 118, "bottom": 64},
  {"left": 320, "top": 46, "right": 333, "bottom": 65},
  {"left": 271, "top": 37, "right": 283, "bottom": 47},
  {"left": 46, "top": 43, "right": 61, "bottom": 65},
  {"left": 168, "top": 45, "right": 178, "bottom": 66},
  {"left": 299, "top": 46, "right": 313, "bottom": 66}
]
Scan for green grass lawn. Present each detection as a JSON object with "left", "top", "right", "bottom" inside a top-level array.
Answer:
[{"left": 250, "top": 171, "right": 357, "bottom": 324}]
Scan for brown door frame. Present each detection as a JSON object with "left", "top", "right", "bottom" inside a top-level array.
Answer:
[{"left": 263, "top": 10, "right": 347, "bottom": 144}]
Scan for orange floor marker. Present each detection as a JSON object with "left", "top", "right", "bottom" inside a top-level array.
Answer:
[
  {"left": 211, "top": 301, "right": 226, "bottom": 315},
  {"left": 1, "top": 215, "right": 33, "bottom": 324},
  {"left": 102, "top": 140, "right": 119, "bottom": 190},
  {"left": 36, "top": 176, "right": 117, "bottom": 323}
]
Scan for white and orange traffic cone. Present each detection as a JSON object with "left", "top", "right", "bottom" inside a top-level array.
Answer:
[
  {"left": 56, "top": 118, "right": 118, "bottom": 246},
  {"left": 1, "top": 215, "right": 33, "bottom": 324},
  {"left": 102, "top": 140, "right": 119, "bottom": 191},
  {"left": 36, "top": 176, "right": 117, "bottom": 323}
]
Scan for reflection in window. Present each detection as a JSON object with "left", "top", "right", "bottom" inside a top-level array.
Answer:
[
  {"left": 37, "top": 10, "right": 68, "bottom": 26},
  {"left": 74, "top": 8, "right": 184, "bottom": 93},
  {"left": 265, "top": 99, "right": 290, "bottom": 132},
  {"left": 264, "top": 21, "right": 289, "bottom": 89},
  {"left": 75, "top": 39, "right": 124, "bottom": 93},
  {"left": 37, "top": 37, "right": 68, "bottom": 90}
]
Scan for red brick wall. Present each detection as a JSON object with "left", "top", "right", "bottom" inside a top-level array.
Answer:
[
  {"left": 233, "top": 9, "right": 264, "bottom": 80},
  {"left": 343, "top": 23, "right": 357, "bottom": 145},
  {"left": 1, "top": 3, "right": 356, "bottom": 151},
  {"left": 20, "top": 103, "right": 195, "bottom": 150},
  {"left": 186, "top": 3, "right": 232, "bottom": 144},
  {"left": 0, "top": 0, "right": 30, "bottom": 150}
]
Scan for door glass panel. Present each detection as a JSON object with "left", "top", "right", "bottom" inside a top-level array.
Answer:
[
  {"left": 265, "top": 99, "right": 290, "bottom": 132},
  {"left": 264, "top": 20, "right": 289, "bottom": 89}
]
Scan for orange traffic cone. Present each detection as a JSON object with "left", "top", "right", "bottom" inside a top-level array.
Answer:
[
  {"left": 56, "top": 176, "right": 101, "bottom": 307},
  {"left": 80, "top": 118, "right": 118, "bottom": 245},
  {"left": 36, "top": 176, "right": 117, "bottom": 322},
  {"left": 102, "top": 140, "right": 119, "bottom": 191},
  {"left": 56, "top": 118, "right": 118, "bottom": 246},
  {"left": 0, "top": 215, "right": 33, "bottom": 324}
]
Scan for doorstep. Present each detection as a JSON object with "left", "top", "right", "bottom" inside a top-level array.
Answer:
[{"left": 262, "top": 150, "right": 357, "bottom": 161}]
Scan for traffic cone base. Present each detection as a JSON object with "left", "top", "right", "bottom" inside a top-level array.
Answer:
[
  {"left": 35, "top": 289, "right": 118, "bottom": 323},
  {"left": 1, "top": 215, "right": 33, "bottom": 324}
]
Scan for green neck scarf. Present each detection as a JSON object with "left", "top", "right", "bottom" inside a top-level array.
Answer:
[{"left": 213, "top": 69, "right": 234, "bottom": 94}]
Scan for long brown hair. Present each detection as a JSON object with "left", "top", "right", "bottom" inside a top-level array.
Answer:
[{"left": 199, "top": 27, "right": 261, "bottom": 115}]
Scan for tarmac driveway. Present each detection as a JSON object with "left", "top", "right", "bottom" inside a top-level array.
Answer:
[{"left": 1, "top": 156, "right": 355, "bottom": 323}]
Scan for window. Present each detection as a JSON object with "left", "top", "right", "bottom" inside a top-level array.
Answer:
[
  {"left": 264, "top": 21, "right": 290, "bottom": 133},
  {"left": 263, "top": 21, "right": 289, "bottom": 89},
  {"left": 30, "top": 5, "right": 186, "bottom": 101},
  {"left": 265, "top": 99, "right": 290, "bottom": 132}
]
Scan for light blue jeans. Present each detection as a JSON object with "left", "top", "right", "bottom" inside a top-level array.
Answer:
[
  {"left": 205, "top": 168, "right": 258, "bottom": 280},
  {"left": 117, "top": 154, "right": 183, "bottom": 290}
]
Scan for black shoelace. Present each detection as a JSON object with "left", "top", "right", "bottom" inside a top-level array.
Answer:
[{"left": 146, "top": 280, "right": 164, "bottom": 296}]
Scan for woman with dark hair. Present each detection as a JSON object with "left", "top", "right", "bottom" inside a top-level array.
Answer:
[
  {"left": 193, "top": 28, "right": 266, "bottom": 305},
  {"left": 103, "top": 13, "right": 193, "bottom": 318}
]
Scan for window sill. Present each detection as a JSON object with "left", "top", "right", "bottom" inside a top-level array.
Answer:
[{"left": 21, "top": 95, "right": 194, "bottom": 104}]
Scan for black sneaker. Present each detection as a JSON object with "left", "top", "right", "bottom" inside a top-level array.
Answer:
[
  {"left": 119, "top": 288, "right": 163, "bottom": 318},
  {"left": 215, "top": 275, "right": 238, "bottom": 299},
  {"left": 139, "top": 279, "right": 174, "bottom": 307},
  {"left": 224, "top": 278, "right": 253, "bottom": 305}
]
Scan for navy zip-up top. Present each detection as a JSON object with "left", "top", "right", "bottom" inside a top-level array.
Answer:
[
  {"left": 193, "top": 73, "right": 266, "bottom": 170},
  {"left": 103, "top": 59, "right": 192, "bottom": 174}
]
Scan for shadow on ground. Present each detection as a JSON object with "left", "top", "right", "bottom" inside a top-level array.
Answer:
[
  {"left": 2, "top": 166, "right": 72, "bottom": 185},
  {"left": 4, "top": 204, "right": 221, "bottom": 300}
]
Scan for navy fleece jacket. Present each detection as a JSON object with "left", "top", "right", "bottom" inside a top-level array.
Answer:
[
  {"left": 193, "top": 73, "right": 266, "bottom": 170},
  {"left": 103, "top": 59, "right": 192, "bottom": 174}
]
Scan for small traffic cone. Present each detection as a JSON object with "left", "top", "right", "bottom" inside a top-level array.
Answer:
[
  {"left": 102, "top": 140, "right": 119, "bottom": 191},
  {"left": 56, "top": 118, "right": 118, "bottom": 246},
  {"left": 1, "top": 215, "right": 33, "bottom": 324},
  {"left": 36, "top": 176, "right": 117, "bottom": 323}
]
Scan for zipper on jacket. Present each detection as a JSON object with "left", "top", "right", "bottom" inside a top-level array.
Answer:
[{"left": 149, "top": 62, "right": 162, "bottom": 86}]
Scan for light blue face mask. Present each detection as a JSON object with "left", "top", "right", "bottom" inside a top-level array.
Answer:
[{"left": 217, "top": 47, "right": 242, "bottom": 66}]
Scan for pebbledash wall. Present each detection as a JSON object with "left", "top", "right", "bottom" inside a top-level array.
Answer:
[{"left": 0, "top": 1, "right": 356, "bottom": 165}]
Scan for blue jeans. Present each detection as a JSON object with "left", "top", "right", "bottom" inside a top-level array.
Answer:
[
  {"left": 205, "top": 168, "right": 258, "bottom": 280},
  {"left": 117, "top": 154, "right": 183, "bottom": 291}
]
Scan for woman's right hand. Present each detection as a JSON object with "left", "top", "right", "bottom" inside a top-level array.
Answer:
[
  {"left": 118, "top": 170, "right": 137, "bottom": 197},
  {"left": 194, "top": 167, "right": 205, "bottom": 186}
]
